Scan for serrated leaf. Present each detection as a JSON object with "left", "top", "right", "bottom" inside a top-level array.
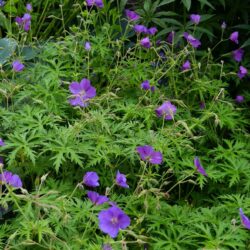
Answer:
[
  {"left": 158, "top": 0, "right": 175, "bottom": 7},
  {"left": 0, "top": 38, "right": 17, "bottom": 65},
  {"left": 241, "top": 38, "right": 250, "bottom": 48},
  {"left": 181, "top": 0, "right": 191, "bottom": 10}
]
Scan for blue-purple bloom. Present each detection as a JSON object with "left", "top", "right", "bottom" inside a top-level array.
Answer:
[
  {"left": 0, "top": 171, "right": 22, "bottom": 188},
  {"left": 230, "top": 31, "right": 239, "bottom": 44},
  {"left": 125, "top": 9, "right": 140, "bottom": 21},
  {"left": 200, "top": 102, "right": 205, "bottom": 109},
  {"left": 116, "top": 171, "right": 129, "bottom": 188},
  {"left": 194, "top": 157, "right": 207, "bottom": 176},
  {"left": 155, "top": 101, "right": 177, "bottom": 120},
  {"left": 237, "top": 66, "right": 248, "bottom": 79},
  {"left": 232, "top": 48, "right": 244, "bottom": 62},
  {"left": 69, "top": 78, "right": 96, "bottom": 107},
  {"left": 15, "top": 13, "right": 31, "bottom": 31},
  {"left": 12, "top": 60, "right": 25, "bottom": 72},
  {"left": 98, "top": 206, "right": 130, "bottom": 238},
  {"left": 85, "top": 41, "right": 91, "bottom": 51},
  {"left": 0, "top": 157, "right": 3, "bottom": 166},
  {"left": 136, "top": 145, "right": 163, "bottom": 165},
  {"left": 87, "top": 191, "right": 109, "bottom": 205},
  {"left": 83, "top": 171, "right": 99, "bottom": 187},
  {"left": 134, "top": 24, "right": 147, "bottom": 34},
  {"left": 140, "top": 37, "right": 151, "bottom": 49},
  {"left": 181, "top": 60, "right": 191, "bottom": 71},
  {"left": 190, "top": 14, "right": 201, "bottom": 25},
  {"left": 0, "top": 138, "right": 5, "bottom": 146},
  {"left": 26, "top": 3, "right": 32, "bottom": 12},
  {"left": 141, "top": 80, "right": 155, "bottom": 91},
  {"left": 183, "top": 32, "right": 201, "bottom": 48},
  {"left": 102, "top": 244, "right": 112, "bottom": 250},
  {"left": 147, "top": 27, "right": 158, "bottom": 36},
  {"left": 235, "top": 95, "right": 244, "bottom": 103},
  {"left": 0, "top": 0, "right": 5, "bottom": 7},
  {"left": 86, "top": 0, "right": 103, "bottom": 8},
  {"left": 167, "top": 31, "right": 175, "bottom": 44},
  {"left": 239, "top": 208, "right": 250, "bottom": 229}
]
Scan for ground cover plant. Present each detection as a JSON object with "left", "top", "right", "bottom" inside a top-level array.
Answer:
[{"left": 0, "top": 0, "right": 250, "bottom": 249}]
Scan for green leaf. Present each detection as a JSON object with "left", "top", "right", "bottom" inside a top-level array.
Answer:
[
  {"left": 0, "top": 11, "right": 11, "bottom": 32},
  {"left": 158, "top": 0, "right": 175, "bottom": 7},
  {"left": 181, "top": 0, "right": 191, "bottom": 10},
  {"left": 3, "top": 1, "right": 17, "bottom": 14},
  {"left": 0, "top": 38, "right": 17, "bottom": 65},
  {"left": 198, "top": 0, "right": 215, "bottom": 10},
  {"left": 21, "top": 46, "right": 39, "bottom": 60},
  {"left": 241, "top": 38, "right": 250, "bottom": 48}
]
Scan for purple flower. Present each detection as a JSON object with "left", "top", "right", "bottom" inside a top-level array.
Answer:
[
  {"left": 147, "top": 27, "right": 158, "bottom": 36},
  {"left": 87, "top": 191, "right": 109, "bottom": 205},
  {"left": 85, "top": 41, "right": 91, "bottom": 51},
  {"left": 0, "top": 157, "right": 3, "bottom": 166},
  {"left": 26, "top": 3, "right": 32, "bottom": 12},
  {"left": 98, "top": 206, "right": 130, "bottom": 238},
  {"left": 200, "top": 102, "right": 205, "bottom": 109},
  {"left": 194, "top": 157, "right": 207, "bottom": 176},
  {"left": 155, "top": 101, "right": 177, "bottom": 120},
  {"left": 237, "top": 66, "right": 248, "bottom": 79},
  {"left": 0, "top": 171, "right": 22, "bottom": 188},
  {"left": 103, "top": 244, "right": 112, "bottom": 250},
  {"left": 69, "top": 78, "right": 96, "bottom": 107},
  {"left": 0, "top": 1, "right": 5, "bottom": 7},
  {"left": 134, "top": 24, "right": 147, "bottom": 34},
  {"left": 167, "top": 31, "right": 175, "bottom": 44},
  {"left": 83, "top": 171, "right": 99, "bottom": 187},
  {"left": 12, "top": 60, "right": 25, "bottom": 72},
  {"left": 190, "top": 14, "right": 201, "bottom": 25},
  {"left": 125, "top": 9, "right": 140, "bottom": 21},
  {"left": 116, "top": 171, "right": 129, "bottom": 188},
  {"left": 181, "top": 60, "right": 191, "bottom": 71},
  {"left": 86, "top": 0, "right": 95, "bottom": 5},
  {"left": 232, "top": 48, "right": 244, "bottom": 62},
  {"left": 15, "top": 13, "right": 31, "bottom": 31},
  {"left": 136, "top": 145, "right": 163, "bottom": 165},
  {"left": 230, "top": 31, "right": 239, "bottom": 44},
  {"left": 239, "top": 208, "right": 250, "bottom": 229},
  {"left": 140, "top": 80, "right": 155, "bottom": 91},
  {"left": 0, "top": 138, "right": 5, "bottom": 146},
  {"left": 183, "top": 32, "right": 201, "bottom": 48},
  {"left": 235, "top": 95, "right": 244, "bottom": 103},
  {"left": 140, "top": 37, "right": 151, "bottom": 49},
  {"left": 95, "top": 0, "right": 104, "bottom": 8},
  {"left": 221, "top": 21, "right": 226, "bottom": 29}
]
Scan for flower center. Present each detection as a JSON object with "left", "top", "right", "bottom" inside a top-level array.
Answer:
[{"left": 111, "top": 217, "right": 118, "bottom": 225}]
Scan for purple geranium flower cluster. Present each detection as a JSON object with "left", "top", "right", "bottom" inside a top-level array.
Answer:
[
  {"left": 69, "top": 78, "right": 96, "bottom": 107},
  {"left": 86, "top": 0, "right": 104, "bottom": 8},
  {"left": 0, "top": 170, "right": 22, "bottom": 188},
  {"left": 136, "top": 145, "right": 163, "bottom": 165},
  {"left": 81, "top": 171, "right": 130, "bottom": 238},
  {"left": 15, "top": 13, "right": 31, "bottom": 32}
]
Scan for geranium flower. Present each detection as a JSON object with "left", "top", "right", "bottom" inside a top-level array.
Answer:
[
  {"left": 134, "top": 24, "right": 147, "bottom": 34},
  {"left": 116, "top": 171, "right": 129, "bottom": 188},
  {"left": 181, "top": 60, "right": 191, "bottom": 71},
  {"left": 26, "top": 3, "right": 32, "bottom": 12},
  {"left": 140, "top": 37, "right": 151, "bottom": 49},
  {"left": 85, "top": 41, "right": 91, "bottom": 51},
  {"left": 194, "top": 157, "right": 207, "bottom": 176},
  {"left": 155, "top": 101, "right": 177, "bottom": 120},
  {"left": 15, "top": 13, "right": 31, "bottom": 31},
  {"left": 87, "top": 191, "right": 109, "bottom": 205},
  {"left": 125, "top": 9, "right": 140, "bottom": 21},
  {"left": 183, "top": 32, "right": 201, "bottom": 48},
  {"left": 136, "top": 145, "right": 163, "bottom": 165},
  {"left": 232, "top": 48, "right": 244, "bottom": 62},
  {"left": 147, "top": 27, "right": 158, "bottom": 35},
  {"left": 0, "top": 138, "right": 5, "bottom": 146},
  {"left": 98, "top": 206, "right": 130, "bottom": 238},
  {"left": 235, "top": 95, "right": 244, "bottom": 103},
  {"left": 140, "top": 80, "right": 155, "bottom": 91},
  {"left": 230, "top": 31, "right": 239, "bottom": 44},
  {"left": 102, "top": 244, "right": 112, "bottom": 250},
  {"left": 190, "top": 14, "right": 201, "bottom": 24},
  {"left": 69, "top": 78, "right": 96, "bottom": 107},
  {"left": 221, "top": 21, "right": 226, "bottom": 29},
  {"left": 12, "top": 60, "right": 25, "bottom": 72},
  {"left": 167, "top": 31, "right": 175, "bottom": 44},
  {"left": 239, "top": 208, "right": 250, "bottom": 229},
  {"left": 86, "top": 0, "right": 103, "bottom": 8},
  {"left": 237, "top": 66, "right": 248, "bottom": 79},
  {"left": 0, "top": 171, "right": 22, "bottom": 188},
  {"left": 83, "top": 171, "right": 99, "bottom": 187}
]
